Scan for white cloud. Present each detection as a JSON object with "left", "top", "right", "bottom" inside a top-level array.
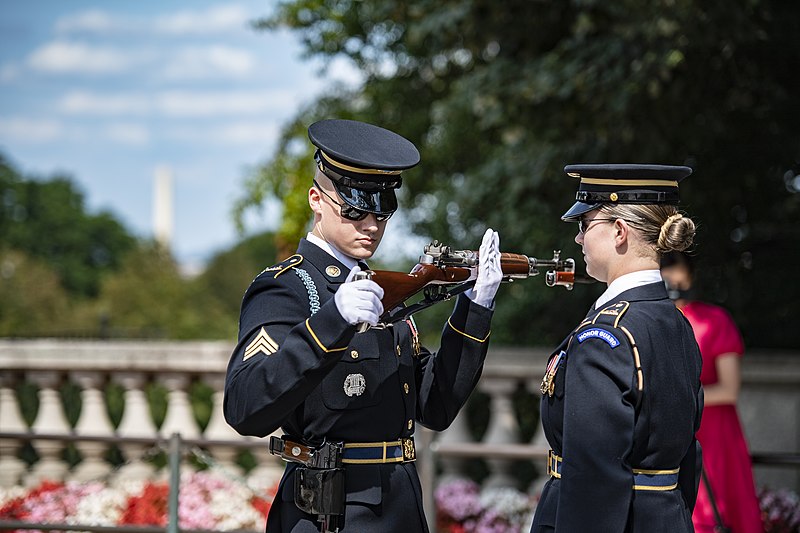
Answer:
[
  {"left": 153, "top": 5, "right": 252, "bottom": 35},
  {"left": 57, "top": 89, "right": 295, "bottom": 117},
  {"left": 159, "top": 45, "right": 256, "bottom": 80},
  {"left": 27, "top": 41, "right": 139, "bottom": 74},
  {"left": 214, "top": 122, "right": 280, "bottom": 144},
  {"left": 53, "top": 5, "right": 256, "bottom": 36},
  {"left": 0, "top": 117, "right": 63, "bottom": 142},
  {"left": 156, "top": 90, "right": 293, "bottom": 117},
  {"left": 60, "top": 91, "right": 151, "bottom": 115},
  {"left": 166, "top": 121, "right": 279, "bottom": 144},
  {"left": 27, "top": 40, "right": 257, "bottom": 81},
  {"left": 105, "top": 123, "right": 150, "bottom": 145},
  {"left": 55, "top": 10, "right": 118, "bottom": 34}
]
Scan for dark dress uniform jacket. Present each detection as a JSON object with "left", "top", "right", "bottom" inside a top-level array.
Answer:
[
  {"left": 224, "top": 239, "right": 494, "bottom": 532},
  {"left": 530, "top": 281, "right": 703, "bottom": 533}
]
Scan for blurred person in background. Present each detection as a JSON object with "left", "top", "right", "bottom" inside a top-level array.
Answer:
[{"left": 661, "top": 251, "right": 763, "bottom": 533}]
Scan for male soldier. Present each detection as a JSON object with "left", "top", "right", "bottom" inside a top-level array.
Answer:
[{"left": 224, "top": 119, "right": 503, "bottom": 532}]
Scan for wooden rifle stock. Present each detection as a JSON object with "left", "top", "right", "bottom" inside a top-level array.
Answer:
[{"left": 366, "top": 264, "right": 471, "bottom": 312}]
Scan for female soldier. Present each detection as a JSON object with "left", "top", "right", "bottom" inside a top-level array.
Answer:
[{"left": 530, "top": 164, "right": 704, "bottom": 533}]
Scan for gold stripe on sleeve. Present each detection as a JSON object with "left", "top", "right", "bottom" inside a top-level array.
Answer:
[
  {"left": 446, "top": 318, "right": 490, "bottom": 343},
  {"left": 305, "top": 319, "right": 348, "bottom": 353}
]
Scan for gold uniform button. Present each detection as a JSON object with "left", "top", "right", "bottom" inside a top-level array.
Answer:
[
  {"left": 403, "top": 383, "right": 409, "bottom": 394},
  {"left": 395, "top": 345, "right": 401, "bottom": 356},
  {"left": 407, "top": 419, "right": 413, "bottom": 430},
  {"left": 350, "top": 350, "right": 359, "bottom": 359}
]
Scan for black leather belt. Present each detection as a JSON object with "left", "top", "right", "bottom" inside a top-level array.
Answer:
[{"left": 270, "top": 436, "right": 416, "bottom": 467}]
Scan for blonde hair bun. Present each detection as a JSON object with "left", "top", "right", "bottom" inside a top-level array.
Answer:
[{"left": 657, "top": 213, "right": 695, "bottom": 253}]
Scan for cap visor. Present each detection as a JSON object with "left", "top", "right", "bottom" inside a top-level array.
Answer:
[
  {"left": 333, "top": 182, "right": 397, "bottom": 215},
  {"left": 561, "top": 201, "right": 599, "bottom": 221}
]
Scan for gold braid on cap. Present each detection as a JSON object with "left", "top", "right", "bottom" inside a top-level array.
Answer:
[{"left": 658, "top": 213, "right": 684, "bottom": 250}]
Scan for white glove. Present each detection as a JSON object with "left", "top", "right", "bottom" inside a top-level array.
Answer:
[
  {"left": 334, "top": 265, "right": 385, "bottom": 326},
  {"left": 467, "top": 228, "right": 503, "bottom": 308}
]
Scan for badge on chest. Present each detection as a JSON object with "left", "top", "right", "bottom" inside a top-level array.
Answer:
[{"left": 343, "top": 373, "right": 366, "bottom": 397}]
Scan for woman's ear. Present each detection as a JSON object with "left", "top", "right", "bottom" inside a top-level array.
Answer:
[{"left": 613, "top": 218, "right": 629, "bottom": 248}]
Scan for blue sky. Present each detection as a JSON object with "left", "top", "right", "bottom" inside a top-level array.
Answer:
[{"left": 0, "top": 1, "right": 397, "bottom": 270}]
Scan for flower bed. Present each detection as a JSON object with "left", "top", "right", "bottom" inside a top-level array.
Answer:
[
  {"left": 435, "top": 478, "right": 535, "bottom": 533},
  {"left": 0, "top": 471, "right": 276, "bottom": 531},
  {"left": 435, "top": 478, "right": 800, "bottom": 533},
  {"left": 758, "top": 486, "right": 800, "bottom": 533}
]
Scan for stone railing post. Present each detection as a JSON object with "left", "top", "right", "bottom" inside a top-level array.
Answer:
[
  {"left": 0, "top": 372, "right": 28, "bottom": 487},
  {"left": 203, "top": 374, "right": 244, "bottom": 477},
  {"left": 28, "top": 370, "right": 71, "bottom": 486},
  {"left": 114, "top": 371, "right": 158, "bottom": 484},
  {"left": 158, "top": 373, "right": 199, "bottom": 478},
  {"left": 158, "top": 373, "right": 200, "bottom": 440},
  {"left": 434, "top": 406, "right": 472, "bottom": 483},
  {"left": 70, "top": 371, "right": 115, "bottom": 481},
  {"left": 478, "top": 377, "right": 520, "bottom": 488}
]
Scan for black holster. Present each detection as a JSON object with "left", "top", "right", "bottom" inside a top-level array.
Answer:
[{"left": 294, "top": 466, "right": 346, "bottom": 517}]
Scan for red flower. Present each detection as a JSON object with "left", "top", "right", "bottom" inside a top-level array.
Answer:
[
  {"left": 119, "top": 482, "right": 169, "bottom": 526},
  {"left": 0, "top": 495, "right": 29, "bottom": 521},
  {"left": 0, "top": 481, "right": 64, "bottom": 522},
  {"left": 250, "top": 495, "right": 271, "bottom": 517}
]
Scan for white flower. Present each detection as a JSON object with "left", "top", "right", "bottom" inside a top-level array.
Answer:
[
  {"left": 479, "top": 487, "right": 535, "bottom": 524},
  {"left": 70, "top": 487, "right": 127, "bottom": 526},
  {"left": 0, "top": 486, "right": 27, "bottom": 507}
]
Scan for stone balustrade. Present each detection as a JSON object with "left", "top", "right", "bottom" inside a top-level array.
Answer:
[{"left": 1, "top": 339, "right": 798, "bottom": 501}]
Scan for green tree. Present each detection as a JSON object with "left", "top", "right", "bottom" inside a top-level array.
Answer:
[
  {"left": 194, "top": 231, "right": 278, "bottom": 327},
  {"left": 234, "top": 118, "right": 323, "bottom": 259},
  {"left": 240, "top": 0, "right": 800, "bottom": 348},
  {"left": 0, "top": 154, "right": 136, "bottom": 298},
  {"left": 0, "top": 250, "right": 71, "bottom": 336},
  {"left": 97, "top": 242, "right": 229, "bottom": 339}
]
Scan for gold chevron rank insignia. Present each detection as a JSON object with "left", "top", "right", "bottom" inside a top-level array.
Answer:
[{"left": 243, "top": 327, "right": 279, "bottom": 361}]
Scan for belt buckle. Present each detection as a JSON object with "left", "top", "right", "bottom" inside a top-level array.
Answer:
[
  {"left": 401, "top": 438, "right": 416, "bottom": 462},
  {"left": 546, "top": 450, "right": 561, "bottom": 478},
  {"left": 271, "top": 436, "right": 317, "bottom": 466}
]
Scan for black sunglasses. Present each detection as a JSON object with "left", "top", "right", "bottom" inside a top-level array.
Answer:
[
  {"left": 313, "top": 180, "right": 393, "bottom": 222},
  {"left": 578, "top": 217, "right": 618, "bottom": 234}
]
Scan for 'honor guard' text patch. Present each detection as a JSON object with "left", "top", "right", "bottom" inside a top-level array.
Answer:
[
  {"left": 577, "top": 328, "right": 620, "bottom": 348},
  {"left": 243, "top": 327, "right": 279, "bottom": 360}
]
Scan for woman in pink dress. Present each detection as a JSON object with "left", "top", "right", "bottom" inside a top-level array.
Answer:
[{"left": 661, "top": 252, "right": 763, "bottom": 533}]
